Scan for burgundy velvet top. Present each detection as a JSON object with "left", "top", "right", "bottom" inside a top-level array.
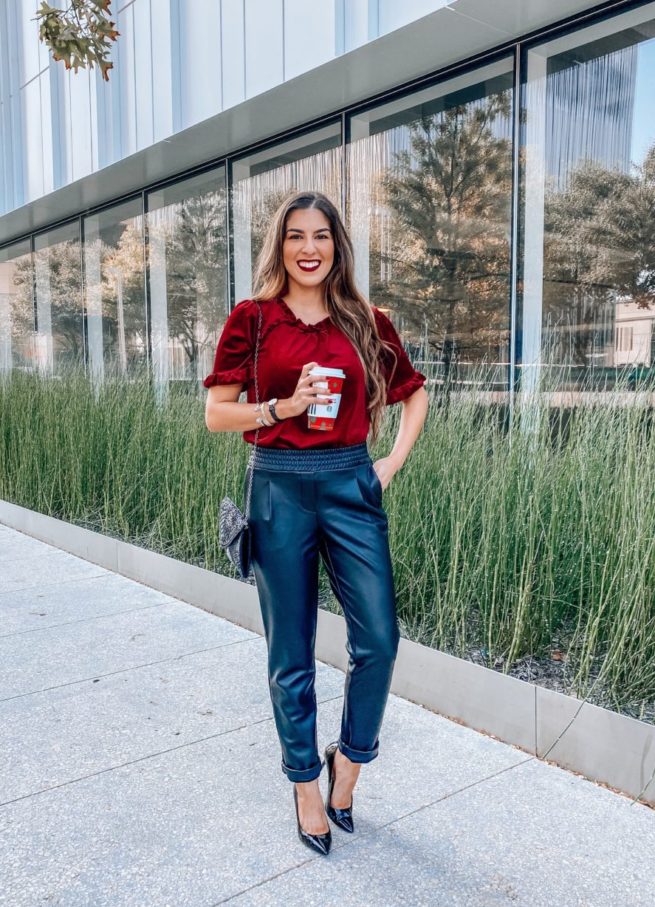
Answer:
[{"left": 203, "top": 296, "right": 426, "bottom": 449}]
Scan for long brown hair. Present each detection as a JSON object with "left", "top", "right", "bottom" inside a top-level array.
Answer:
[{"left": 251, "top": 190, "right": 397, "bottom": 443}]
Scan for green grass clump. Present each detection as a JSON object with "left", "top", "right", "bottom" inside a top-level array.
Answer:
[{"left": 1, "top": 359, "right": 654, "bottom": 722}]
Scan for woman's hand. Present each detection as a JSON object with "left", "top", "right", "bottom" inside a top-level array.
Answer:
[
  {"left": 276, "top": 361, "right": 334, "bottom": 419},
  {"left": 374, "top": 386, "right": 429, "bottom": 488},
  {"left": 372, "top": 457, "right": 397, "bottom": 492}
]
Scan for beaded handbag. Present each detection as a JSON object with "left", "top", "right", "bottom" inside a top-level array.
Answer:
[{"left": 218, "top": 300, "right": 263, "bottom": 579}]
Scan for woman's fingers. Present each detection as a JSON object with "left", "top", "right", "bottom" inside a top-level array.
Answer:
[{"left": 294, "top": 363, "right": 334, "bottom": 405}]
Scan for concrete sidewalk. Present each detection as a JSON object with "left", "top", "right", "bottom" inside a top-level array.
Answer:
[{"left": 1, "top": 522, "right": 653, "bottom": 907}]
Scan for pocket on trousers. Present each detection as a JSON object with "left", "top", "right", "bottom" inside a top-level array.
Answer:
[
  {"left": 245, "top": 468, "right": 272, "bottom": 522},
  {"left": 355, "top": 462, "right": 383, "bottom": 508},
  {"left": 370, "top": 464, "right": 383, "bottom": 501}
]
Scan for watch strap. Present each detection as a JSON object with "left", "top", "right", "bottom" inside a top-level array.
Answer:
[{"left": 268, "top": 398, "right": 284, "bottom": 423}]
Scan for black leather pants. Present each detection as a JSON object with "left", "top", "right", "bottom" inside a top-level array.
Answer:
[{"left": 246, "top": 441, "right": 400, "bottom": 783}]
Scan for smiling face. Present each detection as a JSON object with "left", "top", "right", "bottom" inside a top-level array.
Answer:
[{"left": 281, "top": 207, "right": 335, "bottom": 292}]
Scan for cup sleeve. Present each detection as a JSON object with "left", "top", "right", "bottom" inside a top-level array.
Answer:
[
  {"left": 203, "top": 301, "right": 256, "bottom": 389},
  {"left": 373, "top": 307, "right": 427, "bottom": 405}
]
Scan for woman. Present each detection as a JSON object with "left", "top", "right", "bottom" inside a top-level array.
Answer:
[{"left": 204, "top": 190, "right": 429, "bottom": 856}]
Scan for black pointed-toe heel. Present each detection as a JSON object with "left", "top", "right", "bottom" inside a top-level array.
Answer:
[
  {"left": 293, "top": 784, "right": 332, "bottom": 855},
  {"left": 325, "top": 741, "right": 354, "bottom": 833}
]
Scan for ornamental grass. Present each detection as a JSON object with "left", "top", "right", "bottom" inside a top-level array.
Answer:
[{"left": 1, "top": 357, "right": 654, "bottom": 722}]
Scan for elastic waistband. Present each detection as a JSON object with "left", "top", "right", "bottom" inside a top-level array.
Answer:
[{"left": 251, "top": 442, "right": 371, "bottom": 472}]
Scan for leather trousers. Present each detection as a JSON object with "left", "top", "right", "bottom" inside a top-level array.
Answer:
[{"left": 246, "top": 441, "right": 400, "bottom": 783}]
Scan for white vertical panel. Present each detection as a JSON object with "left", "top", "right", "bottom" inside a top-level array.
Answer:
[
  {"left": 67, "top": 66, "right": 93, "bottom": 181},
  {"left": 40, "top": 71, "right": 54, "bottom": 195},
  {"left": 221, "top": 0, "right": 245, "bottom": 110},
  {"left": 151, "top": 0, "right": 174, "bottom": 140},
  {"left": 19, "top": 0, "right": 40, "bottom": 85},
  {"left": 56, "top": 59, "right": 73, "bottom": 186},
  {"left": 377, "top": 0, "right": 450, "bottom": 37},
  {"left": 344, "top": 0, "right": 369, "bottom": 51},
  {"left": 134, "top": 0, "right": 154, "bottom": 149},
  {"left": 283, "top": 0, "right": 335, "bottom": 81},
  {"left": 94, "top": 60, "right": 112, "bottom": 170},
  {"left": 36, "top": 0, "right": 49, "bottom": 72},
  {"left": 88, "top": 61, "right": 99, "bottom": 172},
  {"left": 245, "top": 0, "right": 283, "bottom": 99},
  {"left": 117, "top": 4, "right": 137, "bottom": 156},
  {"left": 44, "top": 60, "right": 63, "bottom": 190},
  {"left": 178, "top": 0, "right": 221, "bottom": 128},
  {"left": 21, "top": 78, "right": 43, "bottom": 200},
  {"left": 6, "top": 1, "right": 25, "bottom": 209}
]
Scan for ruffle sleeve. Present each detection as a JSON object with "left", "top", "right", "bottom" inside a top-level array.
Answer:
[
  {"left": 203, "top": 300, "right": 257, "bottom": 389},
  {"left": 373, "top": 306, "right": 427, "bottom": 405}
]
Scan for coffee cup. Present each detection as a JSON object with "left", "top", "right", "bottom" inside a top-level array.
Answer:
[{"left": 307, "top": 366, "right": 346, "bottom": 431}]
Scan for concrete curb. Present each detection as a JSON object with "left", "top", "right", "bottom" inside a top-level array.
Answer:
[{"left": 2, "top": 498, "right": 653, "bottom": 808}]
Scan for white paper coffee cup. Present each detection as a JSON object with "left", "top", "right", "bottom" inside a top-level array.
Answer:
[{"left": 307, "top": 366, "right": 346, "bottom": 431}]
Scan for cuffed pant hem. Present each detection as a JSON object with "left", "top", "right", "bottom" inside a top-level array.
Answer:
[
  {"left": 338, "top": 739, "right": 379, "bottom": 764},
  {"left": 281, "top": 758, "right": 324, "bottom": 782}
]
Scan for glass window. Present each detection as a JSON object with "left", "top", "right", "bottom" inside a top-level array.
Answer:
[
  {"left": 348, "top": 58, "right": 514, "bottom": 394},
  {"left": 33, "top": 221, "right": 84, "bottom": 376},
  {"left": 82, "top": 197, "right": 146, "bottom": 382},
  {"left": 231, "top": 122, "right": 342, "bottom": 301},
  {"left": 0, "top": 240, "right": 33, "bottom": 376},
  {"left": 146, "top": 166, "right": 228, "bottom": 389},
  {"left": 521, "top": 3, "right": 655, "bottom": 395}
]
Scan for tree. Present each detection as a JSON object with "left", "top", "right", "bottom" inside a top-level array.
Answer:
[
  {"left": 154, "top": 190, "right": 229, "bottom": 369},
  {"left": 542, "top": 147, "right": 655, "bottom": 372},
  {"left": 374, "top": 91, "right": 513, "bottom": 385},
  {"left": 99, "top": 221, "right": 147, "bottom": 364},
  {"left": 35, "top": 0, "right": 119, "bottom": 82},
  {"left": 34, "top": 240, "right": 84, "bottom": 361},
  {"left": 583, "top": 147, "right": 655, "bottom": 308}
]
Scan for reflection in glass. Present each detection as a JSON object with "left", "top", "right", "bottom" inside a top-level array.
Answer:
[
  {"left": 34, "top": 222, "right": 84, "bottom": 375},
  {"left": 0, "top": 240, "right": 34, "bottom": 376},
  {"left": 83, "top": 198, "right": 146, "bottom": 383},
  {"left": 348, "top": 59, "right": 514, "bottom": 395},
  {"left": 146, "top": 167, "right": 228, "bottom": 391},
  {"left": 231, "top": 123, "right": 342, "bottom": 301},
  {"left": 522, "top": 4, "right": 655, "bottom": 396}
]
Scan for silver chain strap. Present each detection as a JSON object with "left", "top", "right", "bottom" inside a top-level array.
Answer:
[{"left": 244, "top": 300, "right": 263, "bottom": 520}]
